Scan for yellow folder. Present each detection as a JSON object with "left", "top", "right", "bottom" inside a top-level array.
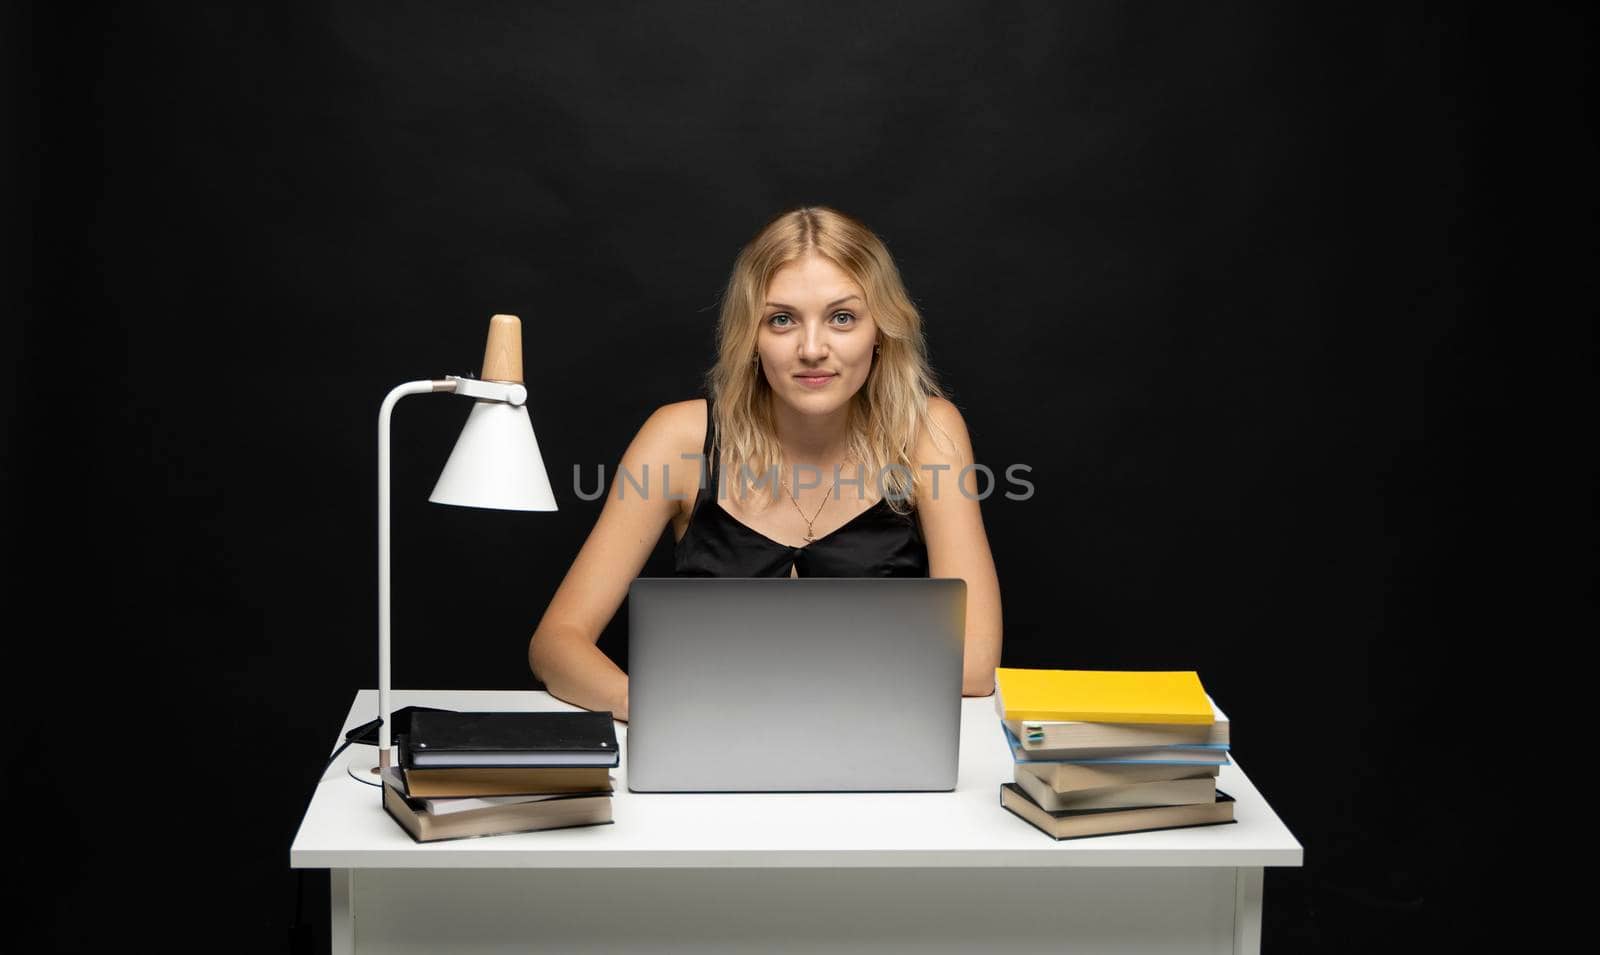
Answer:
[{"left": 994, "top": 668, "right": 1214, "bottom": 724}]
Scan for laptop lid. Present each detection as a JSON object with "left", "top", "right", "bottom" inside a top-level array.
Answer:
[{"left": 626, "top": 577, "right": 966, "bottom": 792}]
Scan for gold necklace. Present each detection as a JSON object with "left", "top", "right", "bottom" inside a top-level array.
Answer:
[{"left": 780, "top": 464, "right": 846, "bottom": 543}]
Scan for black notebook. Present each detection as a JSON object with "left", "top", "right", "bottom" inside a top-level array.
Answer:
[{"left": 407, "top": 711, "right": 620, "bottom": 768}]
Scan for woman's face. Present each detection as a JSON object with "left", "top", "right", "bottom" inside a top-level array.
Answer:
[{"left": 756, "top": 253, "right": 879, "bottom": 415}]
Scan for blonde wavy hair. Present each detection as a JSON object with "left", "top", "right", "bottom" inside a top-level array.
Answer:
[{"left": 705, "top": 206, "right": 947, "bottom": 515}]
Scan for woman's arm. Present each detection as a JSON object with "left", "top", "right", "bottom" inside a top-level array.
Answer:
[
  {"left": 915, "top": 396, "right": 1004, "bottom": 696},
  {"left": 528, "top": 400, "right": 704, "bottom": 721}
]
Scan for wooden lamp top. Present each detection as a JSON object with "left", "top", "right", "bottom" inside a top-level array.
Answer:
[{"left": 480, "top": 314, "right": 524, "bottom": 384}]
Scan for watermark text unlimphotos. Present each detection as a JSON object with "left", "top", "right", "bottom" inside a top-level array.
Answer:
[{"left": 571, "top": 454, "right": 1034, "bottom": 503}]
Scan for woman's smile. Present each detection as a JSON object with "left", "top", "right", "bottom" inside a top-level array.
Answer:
[{"left": 794, "top": 371, "right": 837, "bottom": 388}]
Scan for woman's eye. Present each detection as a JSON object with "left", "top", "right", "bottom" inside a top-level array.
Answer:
[{"left": 767, "top": 312, "right": 853, "bottom": 328}]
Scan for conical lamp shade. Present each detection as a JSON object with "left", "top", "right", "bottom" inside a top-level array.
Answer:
[{"left": 429, "top": 400, "right": 558, "bottom": 511}]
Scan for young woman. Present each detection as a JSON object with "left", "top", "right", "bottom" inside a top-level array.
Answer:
[{"left": 528, "top": 207, "right": 1002, "bottom": 720}]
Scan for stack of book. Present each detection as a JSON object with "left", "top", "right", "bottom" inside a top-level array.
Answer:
[
  {"left": 380, "top": 710, "right": 619, "bottom": 843},
  {"left": 994, "top": 668, "right": 1239, "bottom": 840}
]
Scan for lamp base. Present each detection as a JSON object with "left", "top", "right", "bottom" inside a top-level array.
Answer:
[
  {"left": 343, "top": 753, "right": 386, "bottom": 788},
  {"left": 355, "top": 747, "right": 392, "bottom": 783}
]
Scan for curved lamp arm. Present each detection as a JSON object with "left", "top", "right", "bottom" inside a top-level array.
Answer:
[
  {"left": 377, "top": 379, "right": 455, "bottom": 768},
  {"left": 372, "top": 314, "right": 553, "bottom": 776}
]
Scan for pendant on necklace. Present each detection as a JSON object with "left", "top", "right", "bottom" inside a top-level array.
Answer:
[{"left": 804, "top": 526, "right": 816, "bottom": 543}]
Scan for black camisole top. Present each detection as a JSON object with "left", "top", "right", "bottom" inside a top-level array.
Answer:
[{"left": 673, "top": 398, "right": 930, "bottom": 578}]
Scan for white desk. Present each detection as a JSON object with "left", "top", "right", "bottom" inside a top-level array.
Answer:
[{"left": 292, "top": 690, "right": 1302, "bottom": 954}]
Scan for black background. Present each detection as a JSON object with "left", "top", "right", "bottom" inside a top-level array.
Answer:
[{"left": 11, "top": 1, "right": 1584, "bottom": 951}]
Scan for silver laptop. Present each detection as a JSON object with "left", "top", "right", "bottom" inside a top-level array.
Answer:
[{"left": 626, "top": 577, "right": 966, "bottom": 792}]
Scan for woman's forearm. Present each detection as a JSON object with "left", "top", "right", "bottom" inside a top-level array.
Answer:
[{"left": 530, "top": 628, "right": 630, "bottom": 722}]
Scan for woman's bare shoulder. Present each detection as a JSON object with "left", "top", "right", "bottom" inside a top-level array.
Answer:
[
  {"left": 924, "top": 394, "right": 964, "bottom": 428},
  {"left": 641, "top": 398, "right": 709, "bottom": 457},
  {"left": 626, "top": 399, "right": 711, "bottom": 495},
  {"left": 915, "top": 395, "right": 973, "bottom": 466}
]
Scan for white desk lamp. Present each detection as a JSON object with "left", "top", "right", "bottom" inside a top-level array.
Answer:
[{"left": 374, "top": 313, "right": 557, "bottom": 775}]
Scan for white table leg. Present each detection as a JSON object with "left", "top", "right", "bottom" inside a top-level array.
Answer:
[
  {"left": 1234, "top": 866, "right": 1263, "bottom": 955},
  {"left": 330, "top": 868, "right": 354, "bottom": 955}
]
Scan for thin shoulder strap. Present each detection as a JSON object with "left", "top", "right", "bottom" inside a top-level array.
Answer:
[
  {"left": 694, "top": 396, "right": 717, "bottom": 508},
  {"left": 702, "top": 395, "right": 716, "bottom": 461}
]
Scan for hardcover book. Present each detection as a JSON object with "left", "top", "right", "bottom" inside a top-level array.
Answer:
[
  {"left": 999, "top": 782, "right": 1237, "bottom": 841},
  {"left": 1001, "top": 723, "right": 1230, "bottom": 766},
  {"left": 1013, "top": 763, "right": 1216, "bottom": 811},
  {"left": 382, "top": 779, "right": 614, "bottom": 843},
  {"left": 1014, "top": 760, "right": 1219, "bottom": 793},
  {"left": 994, "top": 668, "right": 1214, "bottom": 724},
  {"left": 395, "top": 734, "right": 615, "bottom": 797},
  {"left": 407, "top": 711, "right": 620, "bottom": 768},
  {"left": 1003, "top": 696, "right": 1230, "bottom": 750}
]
